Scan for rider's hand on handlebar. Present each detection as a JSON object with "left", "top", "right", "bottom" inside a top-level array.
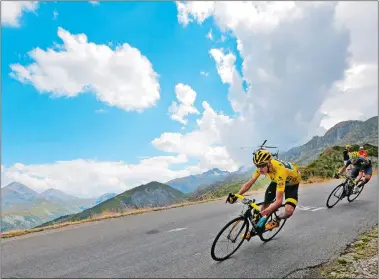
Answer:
[{"left": 226, "top": 193, "right": 238, "bottom": 204}]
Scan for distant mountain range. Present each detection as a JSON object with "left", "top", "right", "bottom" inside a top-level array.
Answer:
[
  {"left": 37, "top": 181, "right": 186, "bottom": 227},
  {"left": 165, "top": 168, "right": 232, "bottom": 193},
  {"left": 1, "top": 182, "right": 117, "bottom": 232},
  {"left": 280, "top": 116, "right": 378, "bottom": 166},
  {"left": 3, "top": 116, "right": 377, "bottom": 232}
]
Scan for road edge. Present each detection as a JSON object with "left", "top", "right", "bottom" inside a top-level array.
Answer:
[
  {"left": 0, "top": 177, "right": 365, "bottom": 239},
  {"left": 285, "top": 224, "right": 378, "bottom": 278}
]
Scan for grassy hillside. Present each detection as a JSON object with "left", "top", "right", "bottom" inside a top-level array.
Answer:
[
  {"left": 37, "top": 181, "right": 186, "bottom": 227},
  {"left": 299, "top": 144, "right": 378, "bottom": 180}
]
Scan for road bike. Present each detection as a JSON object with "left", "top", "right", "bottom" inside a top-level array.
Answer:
[
  {"left": 210, "top": 193, "right": 287, "bottom": 261},
  {"left": 326, "top": 173, "right": 365, "bottom": 208}
]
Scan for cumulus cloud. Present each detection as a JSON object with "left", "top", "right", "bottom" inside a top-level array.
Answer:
[
  {"left": 168, "top": 83, "right": 200, "bottom": 125},
  {"left": 1, "top": 1, "right": 38, "bottom": 27},
  {"left": 9, "top": 27, "right": 160, "bottom": 112},
  {"left": 320, "top": 1, "right": 378, "bottom": 129},
  {"left": 175, "top": 1, "right": 376, "bottom": 157},
  {"left": 1, "top": 155, "right": 203, "bottom": 198},
  {"left": 153, "top": 101, "right": 239, "bottom": 171}
]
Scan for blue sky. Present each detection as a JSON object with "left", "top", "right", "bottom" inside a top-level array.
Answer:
[
  {"left": 1, "top": 1, "right": 377, "bottom": 197},
  {"left": 2, "top": 1, "right": 237, "bottom": 166}
]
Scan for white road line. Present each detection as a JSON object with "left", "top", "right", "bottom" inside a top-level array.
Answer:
[
  {"left": 167, "top": 227, "right": 187, "bottom": 232},
  {"left": 297, "top": 205, "right": 325, "bottom": 211}
]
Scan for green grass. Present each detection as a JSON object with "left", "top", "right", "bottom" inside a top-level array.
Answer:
[{"left": 299, "top": 143, "right": 378, "bottom": 180}]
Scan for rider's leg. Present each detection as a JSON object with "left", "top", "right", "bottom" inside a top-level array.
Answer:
[
  {"left": 344, "top": 160, "right": 351, "bottom": 176},
  {"left": 355, "top": 170, "right": 364, "bottom": 183},
  {"left": 360, "top": 165, "right": 372, "bottom": 186},
  {"left": 265, "top": 184, "right": 298, "bottom": 230},
  {"left": 346, "top": 164, "right": 352, "bottom": 176},
  {"left": 242, "top": 182, "right": 276, "bottom": 239},
  {"left": 261, "top": 181, "right": 276, "bottom": 211}
]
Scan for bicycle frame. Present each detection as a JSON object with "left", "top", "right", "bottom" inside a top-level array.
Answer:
[
  {"left": 233, "top": 193, "right": 277, "bottom": 235},
  {"left": 339, "top": 174, "right": 356, "bottom": 193}
]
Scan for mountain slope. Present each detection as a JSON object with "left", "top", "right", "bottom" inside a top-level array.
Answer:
[
  {"left": 40, "top": 188, "right": 79, "bottom": 203},
  {"left": 37, "top": 181, "right": 186, "bottom": 227},
  {"left": 281, "top": 116, "right": 378, "bottom": 166},
  {"left": 2, "top": 182, "right": 41, "bottom": 212},
  {"left": 165, "top": 168, "right": 231, "bottom": 193},
  {"left": 1, "top": 183, "right": 112, "bottom": 232},
  {"left": 2, "top": 200, "right": 85, "bottom": 232},
  {"left": 94, "top": 193, "right": 117, "bottom": 205}
]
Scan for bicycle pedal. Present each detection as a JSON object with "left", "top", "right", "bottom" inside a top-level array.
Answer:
[{"left": 241, "top": 231, "right": 255, "bottom": 241}]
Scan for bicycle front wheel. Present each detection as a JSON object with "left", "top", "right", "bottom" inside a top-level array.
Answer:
[
  {"left": 210, "top": 216, "right": 249, "bottom": 261},
  {"left": 326, "top": 183, "right": 345, "bottom": 208},
  {"left": 347, "top": 182, "right": 365, "bottom": 202},
  {"left": 258, "top": 205, "right": 287, "bottom": 242}
]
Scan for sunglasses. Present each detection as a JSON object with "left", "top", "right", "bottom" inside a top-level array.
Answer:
[{"left": 256, "top": 163, "right": 268, "bottom": 168}]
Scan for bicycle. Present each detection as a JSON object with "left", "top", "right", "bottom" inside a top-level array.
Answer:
[
  {"left": 210, "top": 193, "right": 287, "bottom": 262},
  {"left": 326, "top": 173, "right": 365, "bottom": 208}
]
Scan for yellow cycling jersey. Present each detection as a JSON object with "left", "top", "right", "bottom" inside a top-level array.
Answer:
[{"left": 252, "top": 159, "right": 301, "bottom": 192}]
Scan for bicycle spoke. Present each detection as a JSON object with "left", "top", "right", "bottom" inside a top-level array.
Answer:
[
  {"left": 211, "top": 216, "right": 248, "bottom": 261},
  {"left": 260, "top": 206, "right": 286, "bottom": 240}
]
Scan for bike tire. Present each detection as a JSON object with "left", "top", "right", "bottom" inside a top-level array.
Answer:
[
  {"left": 347, "top": 183, "right": 365, "bottom": 202},
  {"left": 210, "top": 216, "right": 249, "bottom": 261},
  {"left": 258, "top": 205, "right": 287, "bottom": 242},
  {"left": 326, "top": 184, "right": 345, "bottom": 208}
]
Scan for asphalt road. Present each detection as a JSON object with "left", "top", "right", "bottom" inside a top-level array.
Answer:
[{"left": 2, "top": 177, "right": 378, "bottom": 278}]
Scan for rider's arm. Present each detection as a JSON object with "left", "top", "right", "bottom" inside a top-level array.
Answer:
[
  {"left": 261, "top": 173, "right": 285, "bottom": 216},
  {"left": 339, "top": 160, "right": 351, "bottom": 174},
  {"left": 237, "top": 171, "right": 259, "bottom": 195}
]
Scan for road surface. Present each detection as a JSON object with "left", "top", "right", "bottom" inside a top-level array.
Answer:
[{"left": 2, "top": 177, "right": 378, "bottom": 278}]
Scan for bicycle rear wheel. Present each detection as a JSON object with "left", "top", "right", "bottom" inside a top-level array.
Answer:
[
  {"left": 210, "top": 216, "right": 249, "bottom": 261},
  {"left": 258, "top": 205, "right": 287, "bottom": 242},
  {"left": 347, "top": 182, "right": 365, "bottom": 202},
  {"left": 326, "top": 183, "right": 345, "bottom": 208}
]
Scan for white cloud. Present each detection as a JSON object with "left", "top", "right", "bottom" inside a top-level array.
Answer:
[
  {"left": 168, "top": 83, "right": 200, "bottom": 125},
  {"left": 176, "top": 1, "right": 376, "bottom": 155},
  {"left": 89, "top": 1, "right": 100, "bottom": 6},
  {"left": 53, "top": 10, "right": 59, "bottom": 20},
  {"left": 153, "top": 101, "right": 239, "bottom": 171},
  {"left": 209, "top": 48, "right": 235, "bottom": 84},
  {"left": 320, "top": 1, "right": 378, "bottom": 129},
  {"left": 209, "top": 48, "right": 247, "bottom": 114},
  {"left": 95, "top": 108, "right": 106, "bottom": 114},
  {"left": 176, "top": 1, "right": 215, "bottom": 27},
  {"left": 9, "top": 27, "right": 161, "bottom": 112},
  {"left": 200, "top": 71, "right": 209, "bottom": 77},
  {"left": 1, "top": 1, "right": 39, "bottom": 27},
  {"left": 1, "top": 155, "right": 203, "bottom": 198},
  {"left": 207, "top": 29, "right": 213, "bottom": 40}
]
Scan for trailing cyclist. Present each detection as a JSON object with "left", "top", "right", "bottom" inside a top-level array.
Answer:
[
  {"left": 343, "top": 144, "right": 352, "bottom": 176},
  {"left": 226, "top": 149, "right": 301, "bottom": 239},
  {"left": 337, "top": 151, "right": 372, "bottom": 192}
]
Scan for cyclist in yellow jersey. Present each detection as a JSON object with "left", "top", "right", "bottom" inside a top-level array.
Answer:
[{"left": 226, "top": 149, "right": 301, "bottom": 234}]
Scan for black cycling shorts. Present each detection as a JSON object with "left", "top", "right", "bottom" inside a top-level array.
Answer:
[
  {"left": 351, "top": 166, "right": 360, "bottom": 179},
  {"left": 351, "top": 162, "right": 373, "bottom": 178},
  {"left": 264, "top": 181, "right": 299, "bottom": 208}
]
